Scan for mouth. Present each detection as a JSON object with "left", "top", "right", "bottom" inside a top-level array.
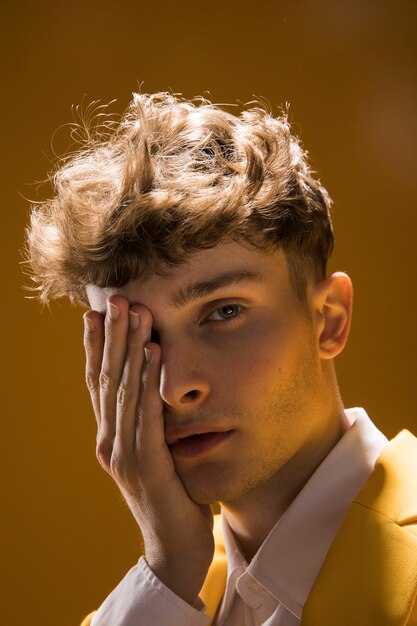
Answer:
[{"left": 168, "top": 430, "right": 233, "bottom": 458}]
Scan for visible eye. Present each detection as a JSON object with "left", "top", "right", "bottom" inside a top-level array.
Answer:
[{"left": 205, "top": 303, "right": 245, "bottom": 324}]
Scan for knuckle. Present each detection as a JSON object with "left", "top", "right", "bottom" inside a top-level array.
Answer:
[
  {"left": 83, "top": 327, "right": 95, "bottom": 348},
  {"left": 117, "top": 382, "right": 134, "bottom": 406},
  {"left": 99, "top": 367, "right": 113, "bottom": 391},
  {"left": 85, "top": 370, "right": 97, "bottom": 394},
  {"left": 95, "top": 438, "right": 113, "bottom": 470},
  {"left": 109, "top": 451, "right": 134, "bottom": 485},
  {"left": 135, "top": 407, "right": 145, "bottom": 431},
  {"left": 133, "top": 409, "right": 145, "bottom": 445},
  {"left": 109, "top": 451, "right": 125, "bottom": 477},
  {"left": 104, "top": 316, "right": 116, "bottom": 335}
]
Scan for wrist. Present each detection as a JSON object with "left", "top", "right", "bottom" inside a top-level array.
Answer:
[{"left": 145, "top": 555, "right": 209, "bottom": 607}]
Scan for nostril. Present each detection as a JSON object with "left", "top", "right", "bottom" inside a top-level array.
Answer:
[
  {"left": 160, "top": 376, "right": 210, "bottom": 408},
  {"left": 183, "top": 389, "right": 198, "bottom": 400}
]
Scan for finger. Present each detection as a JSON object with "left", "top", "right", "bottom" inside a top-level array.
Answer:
[
  {"left": 114, "top": 306, "right": 153, "bottom": 451},
  {"left": 83, "top": 310, "right": 105, "bottom": 427},
  {"left": 99, "top": 297, "right": 130, "bottom": 443},
  {"left": 135, "top": 342, "right": 165, "bottom": 456}
]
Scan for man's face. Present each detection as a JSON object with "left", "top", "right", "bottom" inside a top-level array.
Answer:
[{"left": 86, "top": 241, "right": 332, "bottom": 506}]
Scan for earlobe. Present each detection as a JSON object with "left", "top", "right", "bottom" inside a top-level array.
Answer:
[{"left": 314, "top": 272, "right": 353, "bottom": 359}]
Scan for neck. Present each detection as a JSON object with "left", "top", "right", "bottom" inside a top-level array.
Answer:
[{"left": 220, "top": 405, "right": 350, "bottom": 562}]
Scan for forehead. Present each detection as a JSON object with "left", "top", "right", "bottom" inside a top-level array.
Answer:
[{"left": 86, "top": 241, "right": 290, "bottom": 313}]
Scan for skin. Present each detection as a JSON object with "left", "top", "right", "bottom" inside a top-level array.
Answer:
[{"left": 83, "top": 240, "right": 353, "bottom": 606}]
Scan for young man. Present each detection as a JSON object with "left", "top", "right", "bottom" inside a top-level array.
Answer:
[{"left": 24, "top": 93, "right": 417, "bottom": 625}]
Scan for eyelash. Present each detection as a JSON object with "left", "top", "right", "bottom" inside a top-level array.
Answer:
[{"left": 203, "top": 303, "right": 246, "bottom": 326}]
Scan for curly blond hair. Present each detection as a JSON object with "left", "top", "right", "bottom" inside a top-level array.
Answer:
[{"left": 23, "top": 92, "right": 333, "bottom": 307}]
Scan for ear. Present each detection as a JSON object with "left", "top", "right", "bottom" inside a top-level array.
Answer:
[{"left": 313, "top": 272, "right": 353, "bottom": 359}]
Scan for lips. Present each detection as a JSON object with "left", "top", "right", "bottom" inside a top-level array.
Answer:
[
  {"left": 165, "top": 422, "right": 233, "bottom": 458},
  {"left": 165, "top": 423, "right": 231, "bottom": 446},
  {"left": 168, "top": 430, "right": 233, "bottom": 458}
]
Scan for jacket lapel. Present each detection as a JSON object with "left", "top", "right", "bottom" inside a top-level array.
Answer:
[
  {"left": 200, "top": 431, "right": 417, "bottom": 625},
  {"left": 200, "top": 514, "right": 227, "bottom": 624},
  {"left": 301, "top": 430, "right": 417, "bottom": 626}
]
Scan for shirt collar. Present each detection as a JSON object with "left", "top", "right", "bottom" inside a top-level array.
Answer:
[{"left": 220, "top": 408, "right": 388, "bottom": 619}]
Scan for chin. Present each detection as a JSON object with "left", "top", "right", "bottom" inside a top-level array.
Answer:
[
  {"left": 183, "top": 478, "right": 230, "bottom": 505},
  {"left": 178, "top": 463, "right": 239, "bottom": 505},
  {"left": 180, "top": 465, "right": 261, "bottom": 506}
]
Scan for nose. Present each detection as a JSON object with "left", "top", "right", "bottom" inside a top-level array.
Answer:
[{"left": 159, "top": 342, "right": 211, "bottom": 412}]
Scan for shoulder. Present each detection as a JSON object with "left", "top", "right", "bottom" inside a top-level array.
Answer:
[
  {"left": 302, "top": 429, "right": 417, "bottom": 626},
  {"left": 356, "top": 429, "right": 417, "bottom": 527}
]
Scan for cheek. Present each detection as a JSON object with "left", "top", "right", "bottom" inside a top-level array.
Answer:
[{"left": 209, "top": 325, "right": 291, "bottom": 400}]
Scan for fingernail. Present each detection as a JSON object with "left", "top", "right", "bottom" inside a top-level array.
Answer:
[
  {"left": 107, "top": 301, "right": 120, "bottom": 321},
  {"left": 144, "top": 347, "right": 152, "bottom": 363},
  {"left": 129, "top": 310, "right": 140, "bottom": 330}
]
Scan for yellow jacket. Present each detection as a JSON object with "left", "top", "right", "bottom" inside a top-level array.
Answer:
[{"left": 80, "top": 430, "right": 417, "bottom": 626}]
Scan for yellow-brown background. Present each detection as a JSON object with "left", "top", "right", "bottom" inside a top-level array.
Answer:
[{"left": 2, "top": 1, "right": 416, "bottom": 624}]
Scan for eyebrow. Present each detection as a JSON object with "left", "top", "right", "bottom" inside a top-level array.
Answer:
[{"left": 169, "top": 269, "right": 264, "bottom": 309}]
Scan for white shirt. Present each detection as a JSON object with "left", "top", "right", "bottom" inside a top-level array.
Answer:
[{"left": 91, "top": 408, "right": 388, "bottom": 626}]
